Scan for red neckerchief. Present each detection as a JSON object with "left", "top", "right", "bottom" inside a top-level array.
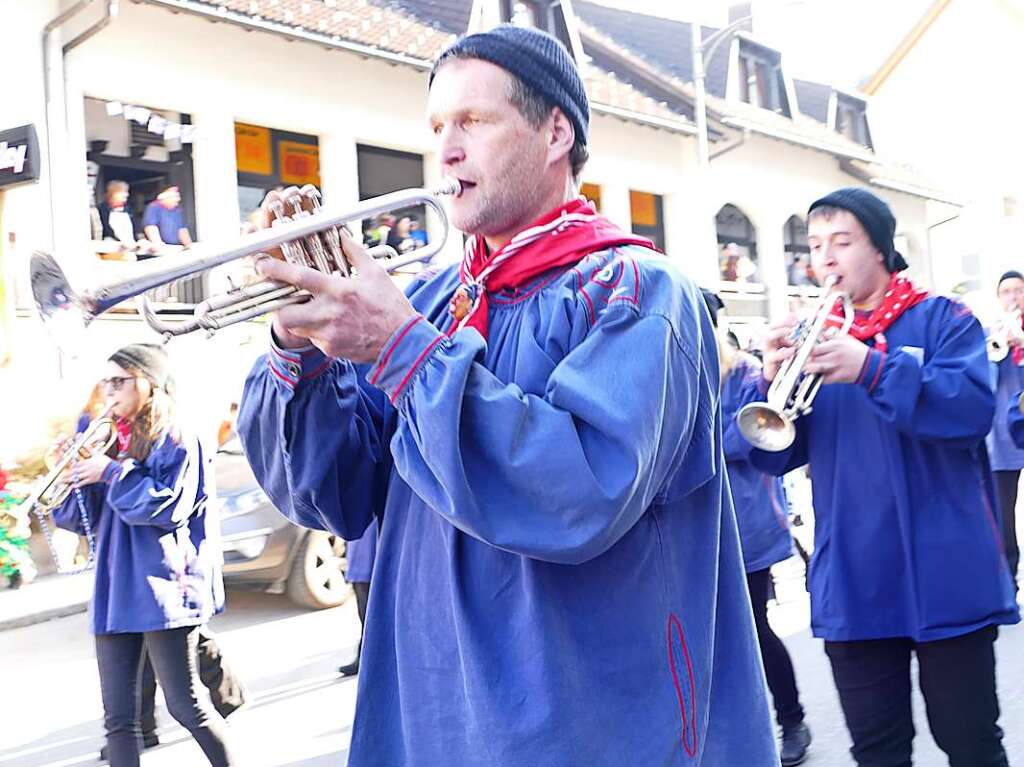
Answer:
[
  {"left": 1010, "top": 314, "right": 1024, "bottom": 366},
  {"left": 448, "top": 198, "right": 658, "bottom": 339},
  {"left": 115, "top": 418, "right": 132, "bottom": 456},
  {"left": 825, "top": 272, "right": 929, "bottom": 353}
]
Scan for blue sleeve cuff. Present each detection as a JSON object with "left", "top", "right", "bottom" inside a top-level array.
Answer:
[
  {"left": 367, "top": 315, "right": 446, "bottom": 404},
  {"left": 268, "top": 329, "right": 331, "bottom": 390},
  {"left": 856, "top": 348, "right": 887, "bottom": 393}
]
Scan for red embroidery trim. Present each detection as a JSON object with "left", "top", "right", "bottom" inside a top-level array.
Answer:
[
  {"left": 667, "top": 612, "right": 698, "bottom": 758},
  {"left": 390, "top": 335, "right": 445, "bottom": 404},
  {"left": 371, "top": 316, "right": 423, "bottom": 386}
]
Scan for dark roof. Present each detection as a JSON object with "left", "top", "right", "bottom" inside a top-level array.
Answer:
[
  {"left": 574, "top": 1, "right": 730, "bottom": 99},
  {"left": 793, "top": 79, "right": 832, "bottom": 124},
  {"left": 372, "top": 0, "right": 470, "bottom": 35}
]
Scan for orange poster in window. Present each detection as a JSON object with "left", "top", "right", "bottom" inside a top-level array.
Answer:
[
  {"left": 580, "top": 182, "right": 602, "bottom": 211},
  {"left": 630, "top": 191, "right": 658, "bottom": 227},
  {"left": 234, "top": 123, "right": 272, "bottom": 176},
  {"left": 279, "top": 141, "right": 321, "bottom": 186}
]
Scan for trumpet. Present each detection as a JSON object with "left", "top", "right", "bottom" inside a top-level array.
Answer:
[
  {"left": 987, "top": 309, "right": 1022, "bottom": 362},
  {"left": 736, "top": 276, "right": 854, "bottom": 452},
  {"left": 21, "top": 408, "right": 117, "bottom": 515},
  {"left": 31, "top": 181, "right": 460, "bottom": 348}
]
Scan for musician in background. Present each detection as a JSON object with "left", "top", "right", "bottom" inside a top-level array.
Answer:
[
  {"left": 738, "top": 188, "right": 1018, "bottom": 767},
  {"left": 704, "top": 289, "right": 811, "bottom": 767},
  {"left": 51, "top": 344, "right": 234, "bottom": 766},
  {"left": 237, "top": 25, "right": 776, "bottom": 766},
  {"left": 986, "top": 270, "right": 1024, "bottom": 591}
]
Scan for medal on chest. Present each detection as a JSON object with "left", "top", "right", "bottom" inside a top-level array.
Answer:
[{"left": 449, "top": 283, "right": 479, "bottom": 323}]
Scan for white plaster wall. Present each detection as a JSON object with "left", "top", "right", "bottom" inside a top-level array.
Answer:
[{"left": 867, "top": 0, "right": 1024, "bottom": 294}]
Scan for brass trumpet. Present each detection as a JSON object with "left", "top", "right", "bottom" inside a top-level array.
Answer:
[
  {"left": 31, "top": 181, "right": 460, "bottom": 349},
  {"left": 736, "top": 276, "right": 854, "bottom": 452},
  {"left": 21, "top": 408, "right": 117, "bottom": 515}
]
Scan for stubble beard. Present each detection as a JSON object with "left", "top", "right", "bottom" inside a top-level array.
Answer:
[{"left": 453, "top": 153, "right": 543, "bottom": 241}]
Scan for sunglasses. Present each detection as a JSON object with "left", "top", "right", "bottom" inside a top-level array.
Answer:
[{"left": 100, "top": 376, "right": 138, "bottom": 392}]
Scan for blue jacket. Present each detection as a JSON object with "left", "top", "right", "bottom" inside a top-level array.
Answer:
[
  {"left": 986, "top": 353, "right": 1024, "bottom": 470},
  {"left": 53, "top": 432, "right": 224, "bottom": 635},
  {"left": 738, "top": 296, "right": 1019, "bottom": 642},
  {"left": 238, "top": 247, "right": 778, "bottom": 766},
  {"left": 721, "top": 356, "right": 793, "bottom": 573},
  {"left": 1006, "top": 389, "right": 1024, "bottom": 448}
]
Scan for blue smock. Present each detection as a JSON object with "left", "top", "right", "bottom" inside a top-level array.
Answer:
[
  {"left": 239, "top": 248, "right": 778, "bottom": 766},
  {"left": 986, "top": 352, "right": 1024, "bottom": 470},
  {"left": 721, "top": 356, "right": 793, "bottom": 573},
  {"left": 738, "top": 297, "right": 1019, "bottom": 642}
]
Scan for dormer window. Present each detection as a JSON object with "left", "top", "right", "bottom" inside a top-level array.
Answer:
[
  {"left": 737, "top": 41, "right": 790, "bottom": 116},
  {"left": 835, "top": 94, "right": 873, "bottom": 149}
]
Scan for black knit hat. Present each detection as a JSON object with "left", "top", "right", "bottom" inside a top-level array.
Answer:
[
  {"left": 808, "top": 187, "right": 909, "bottom": 273},
  {"left": 997, "top": 270, "right": 1024, "bottom": 291},
  {"left": 429, "top": 25, "right": 590, "bottom": 146},
  {"left": 109, "top": 343, "right": 175, "bottom": 397}
]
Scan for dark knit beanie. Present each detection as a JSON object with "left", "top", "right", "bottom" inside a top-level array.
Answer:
[
  {"left": 808, "top": 187, "right": 909, "bottom": 273},
  {"left": 109, "top": 343, "right": 175, "bottom": 397},
  {"left": 429, "top": 25, "right": 589, "bottom": 146},
  {"left": 997, "top": 270, "right": 1024, "bottom": 291}
]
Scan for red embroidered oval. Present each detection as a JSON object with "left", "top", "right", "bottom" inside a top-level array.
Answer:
[{"left": 667, "top": 612, "right": 698, "bottom": 757}]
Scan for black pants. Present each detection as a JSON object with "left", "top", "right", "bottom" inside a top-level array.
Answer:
[
  {"left": 993, "top": 470, "right": 1021, "bottom": 588},
  {"left": 746, "top": 568, "right": 805, "bottom": 729},
  {"left": 95, "top": 626, "right": 235, "bottom": 767},
  {"left": 138, "top": 626, "right": 246, "bottom": 734},
  {"left": 825, "top": 626, "right": 1008, "bottom": 767}
]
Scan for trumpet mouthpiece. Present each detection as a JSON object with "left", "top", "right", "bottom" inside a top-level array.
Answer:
[{"left": 436, "top": 178, "right": 462, "bottom": 197}]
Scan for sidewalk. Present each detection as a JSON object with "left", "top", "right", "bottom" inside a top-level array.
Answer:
[{"left": 0, "top": 571, "right": 92, "bottom": 631}]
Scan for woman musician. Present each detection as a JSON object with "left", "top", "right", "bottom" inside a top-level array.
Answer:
[{"left": 51, "top": 344, "right": 235, "bottom": 766}]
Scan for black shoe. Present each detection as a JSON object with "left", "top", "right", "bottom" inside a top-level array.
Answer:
[
  {"left": 99, "top": 733, "right": 159, "bottom": 761},
  {"left": 780, "top": 723, "right": 811, "bottom": 767},
  {"left": 337, "top": 657, "right": 360, "bottom": 677}
]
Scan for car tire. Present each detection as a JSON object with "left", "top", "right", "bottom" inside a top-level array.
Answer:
[{"left": 285, "top": 530, "right": 353, "bottom": 609}]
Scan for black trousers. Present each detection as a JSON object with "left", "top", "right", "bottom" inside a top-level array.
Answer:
[
  {"left": 746, "top": 568, "right": 804, "bottom": 729},
  {"left": 95, "top": 626, "right": 235, "bottom": 767},
  {"left": 138, "top": 625, "right": 246, "bottom": 734},
  {"left": 825, "top": 626, "right": 1008, "bottom": 767},
  {"left": 993, "top": 470, "right": 1021, "bottom": 588}
]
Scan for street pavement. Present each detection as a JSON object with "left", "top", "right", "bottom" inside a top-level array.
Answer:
[{"left": 1, "top": 562, "right": 1021, "bottom": 767}]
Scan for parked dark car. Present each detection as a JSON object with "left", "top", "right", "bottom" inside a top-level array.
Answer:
[{"left": 213, "top": 440, "right": 351, "bottom": 609}]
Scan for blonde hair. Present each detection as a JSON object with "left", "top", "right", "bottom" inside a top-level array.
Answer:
[{"left": 119, "top": 367, "right": 177, "bottom": 462}]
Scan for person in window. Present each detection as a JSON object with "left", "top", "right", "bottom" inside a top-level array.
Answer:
[
  {"left": 96, "top": 181, "right": 153, "bottom": 256},
  {"left": 237, "top": 25, "right": 777, "bottom": 766},
  {"left": 142, "top": 185, "right": 194, "bottom": 254},
  {"left": 386, "top": 216, "right": 416, "bottom": 255},
  {"left": 408, "top": 217, "right": 428, "bottom": 249},
  {"left": 738, "top": 187, "right": 1017, "bottom": 767},
  {"left": 51, "top": 344, "right": 235, "bottom": 766}
]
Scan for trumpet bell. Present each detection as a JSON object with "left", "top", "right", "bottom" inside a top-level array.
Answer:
[
  {"left": 736, "top": 402, "right": 796, "bottom": 452},
  {"left": 30, "top": 251, "right": 91, "bottom": 356}
]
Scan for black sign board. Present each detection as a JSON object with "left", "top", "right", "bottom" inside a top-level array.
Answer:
[{"left": 0, "top": 124, "right": 40, "bottom": 189}]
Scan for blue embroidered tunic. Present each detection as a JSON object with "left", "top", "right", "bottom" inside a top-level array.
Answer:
[{"left": 238, "top": 247, "right": 778, "bottom": 766}]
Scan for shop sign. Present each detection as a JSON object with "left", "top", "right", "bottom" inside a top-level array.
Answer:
[{"left": 0, "top": 124, "right": 40, "bottom": 188}]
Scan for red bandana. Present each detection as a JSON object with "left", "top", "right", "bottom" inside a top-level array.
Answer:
[
  {"left": 115, "top": 418, "right": 132, "bottom": 456},
  {"left": 448, "top": 198, "right": 658, "bottom": 339},
  {"left": 825, "top": 273, "right": 929, "bottom": 353}
]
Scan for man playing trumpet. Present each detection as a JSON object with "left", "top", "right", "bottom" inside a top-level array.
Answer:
[
  {"left": 737, "top": 188, "right": 1018, "bottom": 767},
  {"left": 237, "top": 24, "right": 777, "bottom": 767},
  {"left": 986, "top": 270, "right": 1024, "bottom": 591}
]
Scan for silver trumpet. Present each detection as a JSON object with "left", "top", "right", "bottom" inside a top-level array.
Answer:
[
  {"left": 736, "top": 276, "right": 854, "bottom": 452},
  {"left": 31, "top": 180, "right": 460, "bottom": 348},
  {"left": 986, "top": 308, "right": 1022, "bottom": 362}
]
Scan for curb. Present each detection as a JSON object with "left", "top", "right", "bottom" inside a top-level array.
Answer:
[{"left": 0, "top": 600, "right": 89, "bottom": 632}]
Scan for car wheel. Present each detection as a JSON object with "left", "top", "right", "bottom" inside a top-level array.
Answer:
[{"left": 286, "top": 530, "right": 352, "bottom": 609}]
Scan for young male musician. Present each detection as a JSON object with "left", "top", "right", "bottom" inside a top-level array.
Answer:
[
  {"left": 986, "top": 270, "right": 1024, "bottom": 589},
  {"left": 738, "top": 187, "right": 1019, "bottom": 767},
  {"left": 237, "top": 25, "right": 777, "bottom": 767}
]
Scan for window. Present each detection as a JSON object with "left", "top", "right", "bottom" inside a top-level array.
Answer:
[
  {"left": 356, "top": 145, "right": 428, "bottom": 254},
  {"left": 580, "top": 182, "right": 602, "bottom": 212},
  {"left": 630, "top": 190, "right": 664, "bottom": 251},
  {"left": 835, "top": 95, "right": 873, "bottom": 149},
  {"left": 716, "top": 204, "right": 758, "bottom": 283},
  {"left": 737, "top": 44, "right": 790, "bottom": 116},
  {"left": 783, "top": 215, "right": 814, "bottom": 287},
  {"left": 235, "top": 122, "right": 321, "bottom": 226}
]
